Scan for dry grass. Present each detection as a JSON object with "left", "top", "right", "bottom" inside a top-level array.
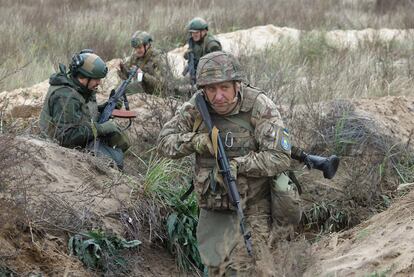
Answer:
[{"left": 1, "top": 0, "right": 414, "bottom": 92}]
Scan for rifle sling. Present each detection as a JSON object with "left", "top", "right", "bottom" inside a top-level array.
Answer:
[{"left": 193, "top": 116, "right": 202, "bottom": 132}]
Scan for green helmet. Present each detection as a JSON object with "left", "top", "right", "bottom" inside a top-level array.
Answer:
[
  {"left": 196, "top": 51, "right": 245, "bottom": 87},
  {"left": 131, "top": 31, "right": 153, "bottom": 48},
  {"left": 70, "top": 50, "right": 107, "bottom": 79},
  {"left": 187, "top": 17, "right": 208, "bottom": 32}
]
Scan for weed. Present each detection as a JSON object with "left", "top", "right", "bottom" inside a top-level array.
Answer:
[
  {"left": 135, "top": 151, "right": 203, "bottom": 272},
  {"left": 68, "top": 229, "right": 141, "bottom": 272},
  {"left": 304, "top": 201, "right": 350, "bottom": 234}
]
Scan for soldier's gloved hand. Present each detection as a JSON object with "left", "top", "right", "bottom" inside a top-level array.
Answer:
[
  {"left": 107, "top": 131, "right": 130, "bottom": 152},
  {"left": 191, "top": 133, "right": 214, "bottom": 155},
  {"left": 213, "top": 160, "right": 238, "bottom": 186},
  {"left": 94, "top": 121, "right": 119, "bottom": 136}
]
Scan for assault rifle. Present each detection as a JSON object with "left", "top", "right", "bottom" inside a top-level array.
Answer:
[
  {"left": 98, "top": 66, "right": 138, "bottom": 125},
  {"left": 290, "top": 146, "right": 339, "bottom": 179},
  {"left": 195, "top": 93, "right": 253, "bottom": 257},
  {"left": 182, "top": 38, "right": 197, "bottom": 90}
]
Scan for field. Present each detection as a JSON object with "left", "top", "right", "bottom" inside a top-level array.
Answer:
[{"left": 1, "top": 0, "right": 414, "bottom": 276}]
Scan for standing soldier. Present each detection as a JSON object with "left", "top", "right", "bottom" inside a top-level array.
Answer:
[
  {"left": 183, "top": 17, "right": 222, "bottom": 85},
  {"left": 157, "top": 51, "right": 302, "bottom": 275},
  {"left": 118, "top": 31, "right": 167, "bottom": 97},
  {"left": 40, "top": 50, "right": 130, "bottom": 170}
]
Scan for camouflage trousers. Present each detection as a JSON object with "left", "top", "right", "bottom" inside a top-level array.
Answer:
[{"left": 197, "top": 173, "right": 301, "bottom": 277}]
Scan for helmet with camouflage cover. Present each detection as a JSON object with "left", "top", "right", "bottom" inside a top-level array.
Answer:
[
  {"left": 196, "top": 51, "right": 245, "bottom": 87},
  {"left": 70, "top": 50, "right": 108, "bottom": 79},
  {"left": 131, "top": 31, "right": 153, "bottom": 48},
  {"left": 187, "top": 17, "right": 208, "bottom": 32}
]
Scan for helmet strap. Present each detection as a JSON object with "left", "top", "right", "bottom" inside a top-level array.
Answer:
[
  {"left": 86, "top": 78, "right": 91, "bottom": 90},
  {"left": 144, "top": 44, "right": 151, "bottom": 56}
]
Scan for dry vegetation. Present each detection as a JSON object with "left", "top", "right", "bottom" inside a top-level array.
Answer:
[
  {"left": 1, "top": 0, "right": 414, "bottom": 275},
  {"left": 1, "top": 0, "right": 414, "bottom": 92}
]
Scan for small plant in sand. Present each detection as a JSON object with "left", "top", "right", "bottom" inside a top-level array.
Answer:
[{"left": 68, "top": 229, "right": 141, "bottom": 273}]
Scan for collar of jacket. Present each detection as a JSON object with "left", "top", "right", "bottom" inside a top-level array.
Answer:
[{"left": 69, "top": 75, "right": 95, "bottom": 102}]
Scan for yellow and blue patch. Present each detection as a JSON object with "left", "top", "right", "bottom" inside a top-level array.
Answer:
[{"left": 280, "top": 136, "right": 291, "bottom": 151}]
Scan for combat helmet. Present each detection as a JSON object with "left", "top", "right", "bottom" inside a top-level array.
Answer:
[
  {"left": 196, "top": 51, "right": 245, "bottom": 87},
  {"left": 70, "top": 49, "right": 108, "bottom": 79},
  {"left": 131, "top": 31, "right": 153, "bottom": 48},
  {"left": 187, "top": 17, "right": 208, "bottom": 32}
]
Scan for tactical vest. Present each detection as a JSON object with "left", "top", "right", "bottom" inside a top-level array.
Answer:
[
  {"left": 39, "top": 85, "right": 97, "bottom": 141},
  {"left": 192, "top": 34, "right": 221, "bottom": 69},
  {"left": 194, "top": 85, "right": 269, "bottom": 210}
]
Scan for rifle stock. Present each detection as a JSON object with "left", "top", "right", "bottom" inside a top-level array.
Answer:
[
  {"left": 291, "top": 146, "right": 340, "bottom": 179},
  {"left": 195, "top": 93, "right": 253, "bottom": 256}
]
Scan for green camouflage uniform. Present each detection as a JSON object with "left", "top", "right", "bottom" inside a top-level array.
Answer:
[
  {"left": 118, "top": 48, "right": 167, "bottom": 97},
  {"left": 185, "top": 33, "right": 222, "bottom": 73},
  {"left": 157, "top": 83, "right": 302, "bottom": 275},
  {"left": 39, "top": 70, "right": 128, "bottom": 168}
]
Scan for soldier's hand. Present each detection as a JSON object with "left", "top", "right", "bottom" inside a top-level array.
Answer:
[
  {"left": 213, "top": 160, "right": 238, "bottom": 186},
  {"left": 95, "top": 121, "right": 119, "bottom": 136},
  {"left": 191, "top": 133, "right": 214, "bottom": 155}
]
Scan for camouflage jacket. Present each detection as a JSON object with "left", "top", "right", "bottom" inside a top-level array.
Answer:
[
  {"left": 118, "top": 47, "right": 166, "bottom": 96},
  {"left": 185, "top": 33, "right": 222, "bottom": 70},
  {"left": 157, "top": 83, "right": 291, "bottom": 210},
  {"left": 39, "top": 72, "right": 98, "bottom": 147}
]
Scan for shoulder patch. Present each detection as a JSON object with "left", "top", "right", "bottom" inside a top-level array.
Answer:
[{"left": 280, "top": 136, "right": 291, "bottom": 151}]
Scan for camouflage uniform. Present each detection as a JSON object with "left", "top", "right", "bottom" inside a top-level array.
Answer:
[
  {"left": 185, "top": 33, "right": 222, "bottom": 74},
  {"left": 119, "top": 47, "right": 168, "bottom": 97},
  {"left": 157, "top": 74, "right": 302, "bottom": 274},
  {"left": 39, "top": 52, "right": 129, "bottom": 169}
]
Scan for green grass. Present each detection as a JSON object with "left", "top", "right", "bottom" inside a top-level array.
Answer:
[{"left": 136, "top": 151, "right": 203, "bottom": 272}]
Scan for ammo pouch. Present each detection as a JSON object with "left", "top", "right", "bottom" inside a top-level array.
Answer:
[
  {"left": 271, "top": 171, "right": 302, "bottom": 226},
  {"left": 195, "top": 166, "right": 248, "bottom": 211}
]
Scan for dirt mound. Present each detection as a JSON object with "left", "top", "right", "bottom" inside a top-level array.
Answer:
[
  {"left": 0, "top": 136, "right": 180, "bottom": 276},
  {"left": 304, "top": 189, "right": 414, "bottom": 276}
]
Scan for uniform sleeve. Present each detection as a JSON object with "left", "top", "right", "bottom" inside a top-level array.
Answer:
[
  {"left": 156, "top": 100, "right": 199, "bottom": 159},
  {"left": 233, "top": 94, "right": 291, "bottom": 177},
  {"left": 206, "top": 39, "right": 222, "bottom": 54},
  {"left": 142, "top": 54, "right": 166, "bottom": 93},
  {"left": 49, "top": 90, "right": 94, "bottom": 147}
]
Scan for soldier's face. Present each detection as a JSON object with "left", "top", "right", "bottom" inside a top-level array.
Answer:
[
  {"left": 191, "top": 30, "right": 207, "bottom": 42},
  {"left": 78, "top": 77, "right": 101, "bottom": 91},
  {"left": 204, "top": 81, "right": 239, "bottom": 114},
  {"left": 134, "top": 44, "right": 147, "bottom": 58}
]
